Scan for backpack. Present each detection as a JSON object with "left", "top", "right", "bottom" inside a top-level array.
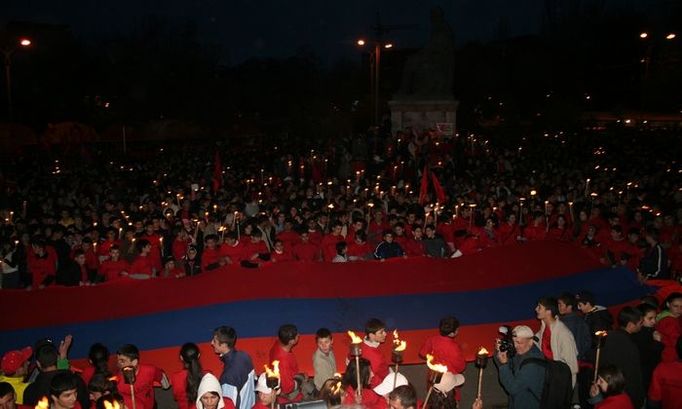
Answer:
[{"left": 520, "top": 357, "right": 573, "bottom": 409}]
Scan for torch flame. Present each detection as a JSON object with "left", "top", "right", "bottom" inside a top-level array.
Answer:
[
  {"left": 426, "top": 354, "right": 448, "bottom": 373},
  {"left": 348, "top": 330, "right": 363, "bottom": 344},
  {"left": 35, "top": 397, "right": 49, "bottom": 409},
  {"left": 104, "top": 401, "right": 122, "bottom": 409},
  {"left": 264, "top": 360, "right": 280, "bottom": 379},
  {"left": 595, "top": 331, "right": 608, "bottom": 337},
  {"left": 477, "top": 347, "right": 489, "bottom": 356},
  {"left": 392, "top": 329, "right": 407, "bottom": 351}
]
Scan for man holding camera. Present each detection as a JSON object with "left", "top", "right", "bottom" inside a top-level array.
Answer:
[{"left": 494, "top": 325, "right": 545, "bottom": 409}]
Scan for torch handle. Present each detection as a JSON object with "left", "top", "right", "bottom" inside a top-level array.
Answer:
[
  {"left": 422, "top": 386, "right": 434, "bottom": 409},
  {"left": 355, "top": 355, "right": 362, "bottom": 403},
  {"left": 393, "top": 363, "right": 400, "bottom": 391},
  {"left": 130, "top": 384, "right": 137, "bottom": 409},
  {"left": 593, "top": 346, "right": 602, "bottom": 383},
  {"left": 476, "top": 367, "right": 484, "bottom": 398}
]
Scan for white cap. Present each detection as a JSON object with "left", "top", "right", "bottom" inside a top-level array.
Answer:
[
  {"left": 512, "top": 325, "right": 535, "bottom": 339},
  {"left": 255, "top": 373, "right": 276, "bottom": 394},
  {"left": 434, "top": 372, "right": 465, "bottom": 393},
  {"left": 373, "top": 371, "right": 409, "bottom": 396}
]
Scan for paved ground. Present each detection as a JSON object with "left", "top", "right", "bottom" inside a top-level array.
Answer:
[{"left": 155, "top": 362, "right": 511, "bottom": 409}]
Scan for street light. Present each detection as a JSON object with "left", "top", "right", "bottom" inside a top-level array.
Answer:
[
  {"left": 2, "top": 37, "right": 32, "bottom": 121},
  {"left": 639, "top": 32, "right": 648, "bottom": 39},
  {"left": 357, "top": 38, "right": 393, "bottom": 126},
  {"left": 666, "top": 33, "right": 676, "bottom": 40}
]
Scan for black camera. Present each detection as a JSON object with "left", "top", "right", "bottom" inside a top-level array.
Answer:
[{"left": 497, "top": 325, "right": 516, "bottom": 358}]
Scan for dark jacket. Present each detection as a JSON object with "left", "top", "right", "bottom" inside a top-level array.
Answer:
[
  {"left": 373, "top": 241, "right": 405, "bottom": 259},
  {"left": 24, "top": 369, "right": 89, "bottom": 409},
  {"left": 495, "top": 345, "right": 546, "bottom": 409},
  {"left": 601, "top": 329, "right": 645, "bottom": 409},
  {"left": 561, "top": 312, "right": 592, "bottom": 361},
  {"left": 630, "top": 326, "right": 663, "bottom": 391}
]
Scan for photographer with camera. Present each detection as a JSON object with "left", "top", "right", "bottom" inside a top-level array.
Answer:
[{"left": 494, "top": 325, "right": 545, "bottom": 409}]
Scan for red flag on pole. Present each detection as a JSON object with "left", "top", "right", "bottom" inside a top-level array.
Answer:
[
  {"left": 431, "top": 173, "right": 446, "bottom": 204},
  {"left": 212, "top": 152, "right": 222, "bottom": 193},
  {"left": 419, "top": 165, "right": 429, "bottom": 205}
]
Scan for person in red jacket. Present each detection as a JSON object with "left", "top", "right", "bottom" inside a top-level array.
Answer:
[
  {"left": 341, "top": 358, "right": 385, "bottom": 409},
  {"left": 292, "top": 231, "right": 320, "bottom": 262},
  {"left": 252, "top": 373, "right": 279, "bottom": 409},
  {"left": 129, "top": 239, "right": 155, "bottom": 279},
  {"left": 98, "top": 246, "right": 129, "bottom": 282},
  {"left": 347, "top": 230, "right": 373, "bottom": 260},
  {"left": 648, "top": 336, "right": 682, "bottom": 409},
  {"left": 270, "top": 240, "right": 294, "bottom": 263},
  {"left": 115, "top": 344, "right": 169, "bottom": 409},
  {"left": 219, "top": 233, "right": 244, "bottom": 266},
  {"left": 359, "top": 318, "right": 390, "bottom": 389},
  {"left": 656, "top": 293, "right": 682, "bottom": 363},
  {"left": 268, "top": 324, "right": 304, "bottom": 403},
  {"left": 588, "top": 364, "right": 634, "bottom": 409},
  {"left": 172, "top": 343, "right": 204, "bottom": 409},
  {"left": 201, "top": 235, "right": 224, "bottom": 273},
  {"left": 523, "top": 212, "right": 547, "bottom": 241},
  {"left": 419, "top": 316, "right": 466, "bottom": 402},
  {"left": 27, "top": 237, "right": 58, "bottom": 289},
  {"left": 320, "top": 222, "right": 346, "bottom": 261},
  {"left": 276, "top": 219, "right": 301, "bottom": 249}
]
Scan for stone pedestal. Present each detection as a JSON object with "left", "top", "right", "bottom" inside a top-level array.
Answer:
[{"left": 388, "top": 99, "right": 459, "bottom": 135}]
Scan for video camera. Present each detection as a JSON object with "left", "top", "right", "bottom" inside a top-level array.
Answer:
[{"left": 497, "top": 325, "right": 516, "bottom": 358}]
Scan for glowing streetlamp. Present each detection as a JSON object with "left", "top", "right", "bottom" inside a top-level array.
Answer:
[
  {"left": 357, "top": 38, "right": 394, "bottom": 126},
  {"left": 2, "top": 37, "right": 33, "bottom": 121},
  {"left": 639, "top": 32, "right": 648, "bottom": 39},
  {"left": 666, "top": 33, "right": 676, "bottom": 40}
]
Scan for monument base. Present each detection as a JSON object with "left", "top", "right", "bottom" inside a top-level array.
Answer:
[{"left": 388, "top": 99, "right": 459, "bottom": 135}]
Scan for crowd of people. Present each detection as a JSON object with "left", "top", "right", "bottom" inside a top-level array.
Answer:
[
  {"left": 0, "top": 128, "right": 680, "bottom": 288},
  {"left": 0, "top": 292, "right": 681, "bottom": 409}
]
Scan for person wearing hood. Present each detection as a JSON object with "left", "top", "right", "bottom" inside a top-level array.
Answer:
[{"left": 196, "top": 373, "right": 234, "bottom": 409}]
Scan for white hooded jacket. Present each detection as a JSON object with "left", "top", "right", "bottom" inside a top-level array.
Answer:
[{"left": 196, "top": 373, "right": 226, "bottom": 409}]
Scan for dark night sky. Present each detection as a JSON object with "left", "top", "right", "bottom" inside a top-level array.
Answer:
[
  {"left": 1, "top": 0, "right": 546, "bottom": 63},
  {"left": 0, "top": 0, "right": 657, "bottom": 64}
]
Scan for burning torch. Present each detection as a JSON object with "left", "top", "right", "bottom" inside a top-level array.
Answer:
[
  {"left": 475, "top": 347, "right": 490, "bottom": 399},
  {"left": 264, "top": 360, "right": 280, "bottom": 409},
  {"left": 423, "top": 354, "right": 448, "bottom": 409},
  {"left": 392, "top": 329, "right": 407, "bottom": 390},
  {"left": 348, "top": 330, "right": 364, "bottom": 402}
]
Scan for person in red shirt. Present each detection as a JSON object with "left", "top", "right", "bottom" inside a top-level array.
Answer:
[
  {"left": 656, "top": 293, "right": 682, "bottom": 363},
  {"left": 603, "top": 225, "right": 632, "bottom": 267},
  {"left": 98, "top": 246, "right": 129, "bottom": 282},
  {"left": 523, "top": 212, "right": 547, "bottom": 241},
  {"left": 320, "top": 222, "right": 346, "bottom": 261},
  {"left": 345, "top": 219, "right": 366, "bottom": 244},
  {"left": 392, "top": 223, "right": 410, "bottom": 251},
  {"left": 172, "top": 228, "right": 192, "bottom": 264},
  {"left": 201, "top": 235, "right": 224, "bottom": 273},
  {"left": 347, "top": 230, "right": 373, "bottom": 260},
  {"left": 219, "top": 233, "right": 244, "bottom": 266},
  {"left": 419, "top": 316, "right": 466, "bottom": 402},
  {"left": 497, "top": 214, "right": 521, "bottom": 245},
  {"left": 268, "top": 324, "right": 304, "bottom": 403},
  {"left": 80, "top": 343, "right": 112, "bottom": 387},
  {"left": 172, "top": 343, "right": 204, "bottom": 409},
  {"left": 359, "top": 318, "right": 390, "bottom": 389},
  {"left": 276, "top": 220, "right": 301, "bottom": 249},
  {"left": 547, "top": 215, "right": 571, "bottom": 241},
  {"left": 341, "top": 358, "right": 385, "bottom": 409},
  {"left": 129, "top": 239, "right": 156, "bottom": 279},
  {"left": 292, "top": 231, "right": 320, "bottom": 262},
  {"left": 588, "top": 364, "right": 634, "bottom": 409},
  {"left": 115, "top": 344, "right": 169, "bottom": 409},
  {"left": 270, "top": 240, "right": 294, "bottom": 263},
  {"left": 305, "top": 219, "right": 323, "bottom": 246},
  {"left": 96, "top": 229, "right": 119, "bottom": 262},
  {"left": 401, "top": 226, "right": 425, "bottom": 257},
  {"left": 648, "top": 336, "right": 682, "bottom": 409},
  {"left": 141, "top": 222, "right": 163, "bottom": 273},
  {"left": 27, "top": 237, "right": 58, "bottom": 289},
  {"left": 252, "top": 373, "right": 279, "bottom": 409},
  {"left": 75, "top": 238, "right": 100, "bottom": 282},
  {"left": 162, "top": 257, "right": 186, "bottom": 278},
  {"left": 241, "top": 231, "right": 269, "bottom": 266}
]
